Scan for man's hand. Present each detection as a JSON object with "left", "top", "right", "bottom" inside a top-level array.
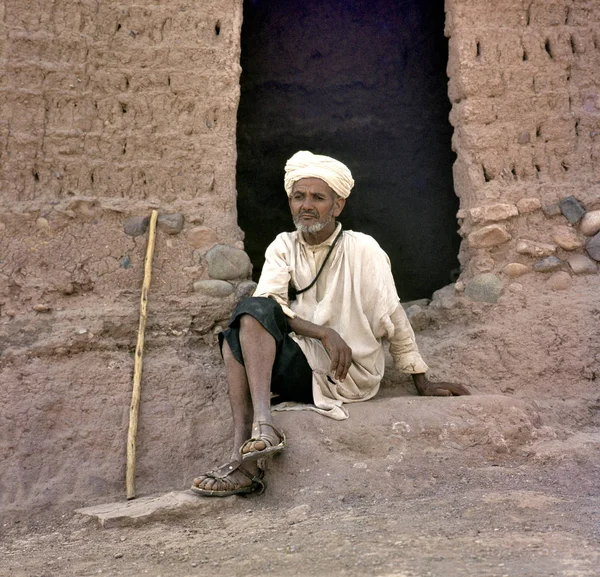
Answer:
[
  {"left": 412, "top": 373, "right": 470, "bottom": 396},
  {"left": 320, "top": 327, "right": 353, "bottom": 381},
  {"left": 288, "top": 316, "right": 352, "bottom": 381}
]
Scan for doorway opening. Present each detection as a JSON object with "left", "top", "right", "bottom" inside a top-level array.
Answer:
[{"left": 236, "top": 0, "right": 459, "bottom": 300}]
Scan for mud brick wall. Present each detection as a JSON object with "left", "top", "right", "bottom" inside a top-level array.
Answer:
[
  {"left": 0, "top": 1, "right": 247, "bottom": 514},
  {"left": 445, "top": 0, "right": 600, "bottom": 299}
]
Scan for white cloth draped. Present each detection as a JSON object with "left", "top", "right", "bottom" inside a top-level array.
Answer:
[{"left": 254, "top": 223, "right": 429, "bottom": 420}]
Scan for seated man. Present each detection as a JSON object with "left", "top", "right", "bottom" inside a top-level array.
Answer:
[{"left": 191, "top": 151, "right": 469, "bottom": 497}]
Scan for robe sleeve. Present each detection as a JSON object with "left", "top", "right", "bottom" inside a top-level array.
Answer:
[
  {"left": 253, "top": 235, "right": 297, "bottom": 319},
  {"left": 388, "top": 305, "right": 429, "bottom": 374}
]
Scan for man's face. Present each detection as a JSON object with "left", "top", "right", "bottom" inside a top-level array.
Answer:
[{"left": 289, "top": 177, "right": 345, "bottom": 234}]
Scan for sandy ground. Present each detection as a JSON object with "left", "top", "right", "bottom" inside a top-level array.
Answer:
[
  {"left": 2, "top": 391, "right": 599, "bottom": 577},
  {"left": 2, "top": 278, "right": 599, "bottom": 576}
]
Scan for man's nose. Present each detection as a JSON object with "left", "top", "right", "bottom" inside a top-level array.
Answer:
[{"left": 300, "top": 197, "right": 315, "bottom": 210}]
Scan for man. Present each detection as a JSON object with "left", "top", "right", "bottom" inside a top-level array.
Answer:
[{"left": 191, "top": 151, "right": 469, "bottom": 497}]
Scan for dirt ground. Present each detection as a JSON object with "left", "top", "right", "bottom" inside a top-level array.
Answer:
[
  {"left": 2, "top": 279, "right": 599, "bottom": 577},
  {"left": 2, "top": 392, "right": 599, "bottom": 577}
]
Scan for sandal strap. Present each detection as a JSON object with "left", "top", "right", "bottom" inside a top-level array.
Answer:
[
  {"left": 207, "top": 460, "right": 256, "bottom": 482},
  {"left": 248, "top": 421, "right": 285, "bottom": 443}
]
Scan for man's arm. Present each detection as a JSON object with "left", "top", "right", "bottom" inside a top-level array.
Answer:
[
  {"left": 389, "top": 305, "right": 470, "bottom": 397},
  {"left": 288, "top": 316, "right": 352, "bottom": 382}
]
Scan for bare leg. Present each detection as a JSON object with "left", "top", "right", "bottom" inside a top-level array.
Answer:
[
  {"left": 222, "top": 339, "right": 253, "bottom": 457},
  {"left": 238, "top": 314, "right": 277, "bottom": 423},
  {"left": 193, "top": 339, "right": 259, "bottom": 492},
  {"left": 192, "top": 314, "right": 282, "bottom": 492}
]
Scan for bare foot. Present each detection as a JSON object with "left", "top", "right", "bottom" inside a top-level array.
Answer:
[
  {"left": 191, "top": 460, "right": 263, "bottom": 495},
  {"left": 240, "top": 422, "right": 286, "bottom": 460}
]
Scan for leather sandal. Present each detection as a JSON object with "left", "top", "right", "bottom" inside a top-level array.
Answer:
[
  {"left": 190, "top": 460, "right": 265, "bottom": 497},
  {"left": 239, "top": 421, "right": 287, "bottom": 462}
]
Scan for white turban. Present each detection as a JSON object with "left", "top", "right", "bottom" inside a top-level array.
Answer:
[{"left": 284, "top": 151, "right": 354, "bottom": 199}]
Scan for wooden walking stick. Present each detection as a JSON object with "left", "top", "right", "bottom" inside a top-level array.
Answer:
[{"left": 126, "top": 209, "right": 159, "bottom": 500}]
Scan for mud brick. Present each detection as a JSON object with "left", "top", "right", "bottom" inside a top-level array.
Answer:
[
  {"left": 45, "top": 96, "right": 97, "bottom": 133},
  {"left": 3, "top": 94, "right": 45, "bottom": 133}
]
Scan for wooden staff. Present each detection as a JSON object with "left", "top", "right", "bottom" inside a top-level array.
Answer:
[{"left": 126, "top": 209, "right": 159, "bottom": 500}]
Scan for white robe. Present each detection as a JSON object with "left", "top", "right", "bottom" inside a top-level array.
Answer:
[{"left": 254, "top": 223, "right": 429, "bottom": 419}]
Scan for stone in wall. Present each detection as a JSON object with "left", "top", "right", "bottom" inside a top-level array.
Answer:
[
  {"left": 551, "top": 226, "right": 583, "bottom": 251},
  {"left": 516, "top": 198, "right": 541, "bottom": 214},
  {"left": 469, "top": 203, "right": 518, "bottom": 223},
  {"left": 188, "top": 226, "right": 219, "bottom": 252},
  {"left": 206, "top": 245, "right": 252, "bottom": 280},
  {"left": 468, "top": 224, "right": 511, "bottom": 248},
  {"left": 503, "top": 263, "right": 530, "bottom": 278},
  {"left": 546, "top": 271, "right": 572, "bottom": 291},
  {"left": 580, "top": 211, "right": 600, "bottom": 237},
  {"left": 559, "top": 197, "right": 586, "bottom": 224},
  {"left": 516, "top": 240, "right": 556, "bottom": 258},
  {"left": 464, "top": 273, "right": 503, "bottom": 303},
  {"left": 158, "top": 213, "right": 184, "bottom": 235},
  {"left": 586, "top": 233, "right": 600, "bottom": 262},
  {"left": 193, "top": 280, "right": 235, "bottom": 298},
  {"left": 124, "top": 216, "right": 150, "bottom": 237},
  {"left": 568, "top": 254, "right": 598, "bottom": 275},
  {"left": 533, "top": 256, "right": 562, "bottom": 272}
]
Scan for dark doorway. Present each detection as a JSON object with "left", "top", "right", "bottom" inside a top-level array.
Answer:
[{"left": 236, "top": 0, "right": 459, "bottom": 300}]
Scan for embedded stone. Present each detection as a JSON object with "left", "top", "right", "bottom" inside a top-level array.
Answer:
[
  {"left": 402, "top": 298, "right": 431, "bottom": 310},
  {"left": 551, "top": 226, "right": 583, "bottom": 251},
  {"left": 580, "top": 210, "right": 600, "bottom": 237},
  {"left": 464, "top": 273, "right": 504, "bottom": 303},
  {"left": 206, "top": 245, "right": 252, "bottom": 280},
  {"left": 546, "top": 271, "right": 572, "bottom": 291},
  {"left": 188, "top": 226, "right": 218, "bottom": 251},
  {"left": 508, "top": 283, "right": 523, "bottom": 293},
  {"left": 516, "top": 198, "right": 541, "bottom": 214},
  {"left": 542, "top": 203, "right": 561, "bottom": 217},
  {"left": 36, "top": 217, "right": 49, "bottom": 229},
  {"left": 235, "top": 280, "right": 257, "bottom": 300},
  {"left": 586, "top": 232, "right": 600, "bottom": 262},
  {"left": 468, "top": 225, "right": 511, "bottom": 248},
  {"left": 516, "top": 240, "right": 556, "bottom": 257},
  {"left": 158, "top": 213, "right": 184, "bottom": 235},
  {"left": 533, "top": 256, "right": 561, "bottom": 272},
  {"left": 33, "top": 303, "right": 51, "bottom": 313},
  {"left": 124, "top": 216, "right": 149, "bottom": 237},
  {"left": 503, "top": 263, "right": 529, "bottom": 278},
  {"left": 517, "top": 132, "right": 530, "bottom": 144},
  {"left": 406, "top": 305, "right": 431, "bottom": 332},
  {"left": 192, "top": 280, "right": 234, "bottom": 298},
  {"left": 568, "top": 254, "right": 598, "bottom": 275},
  {"left": 469, "top": 204, "right": 518, "bottom": 223},
  {"left": 559, "top": 196, "right": 586, "bottom": 224},
  {"left": 473, "top": 255, "right": 495, "bottom": 272}
]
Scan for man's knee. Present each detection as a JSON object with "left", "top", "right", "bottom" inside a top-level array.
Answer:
[{"left": 238, "top": 313, "right": 265, "bottom": 332}]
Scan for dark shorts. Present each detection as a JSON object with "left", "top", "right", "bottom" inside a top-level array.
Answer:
[{"left": 219, "top": 297, "right": 314, "bottom": 404}]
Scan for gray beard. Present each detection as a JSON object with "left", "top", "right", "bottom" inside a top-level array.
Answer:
[{"left": 293, "top": 212, "right": 333, "bottom": 234}]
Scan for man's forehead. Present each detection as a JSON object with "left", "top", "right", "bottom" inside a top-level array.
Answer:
[{"left": 291, "top": 177, "right": 333, "bottom": 194}]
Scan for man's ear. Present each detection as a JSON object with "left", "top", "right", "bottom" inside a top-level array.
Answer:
[{"left": 333, "top": 195, "right": 346, "bottom": 218}]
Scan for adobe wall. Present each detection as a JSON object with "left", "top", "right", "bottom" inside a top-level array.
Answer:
[
  {"left": 0, "top": 1, "right": 248, "bottom": 514},
  {"left": 0, "top": 0, "right": 598, "bottom": 517},
  {"left": 445, "top": 0, "right": 600, "bottom": 297}
]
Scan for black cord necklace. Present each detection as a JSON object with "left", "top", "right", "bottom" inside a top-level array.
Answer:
[{"left": 288, "top": 227, "right": 344, "bottom": 302}]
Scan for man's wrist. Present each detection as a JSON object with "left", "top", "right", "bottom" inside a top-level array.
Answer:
[{"left": 412, "top": 373, "right": 427, "bottom": 394}]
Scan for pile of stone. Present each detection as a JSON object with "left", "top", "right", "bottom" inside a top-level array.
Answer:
[
  {"left": 457, "top": 195, "right": 599, "bottom": 303},
  {"left": 123, "top": 213, "right": 256, "bottom": 305}
]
